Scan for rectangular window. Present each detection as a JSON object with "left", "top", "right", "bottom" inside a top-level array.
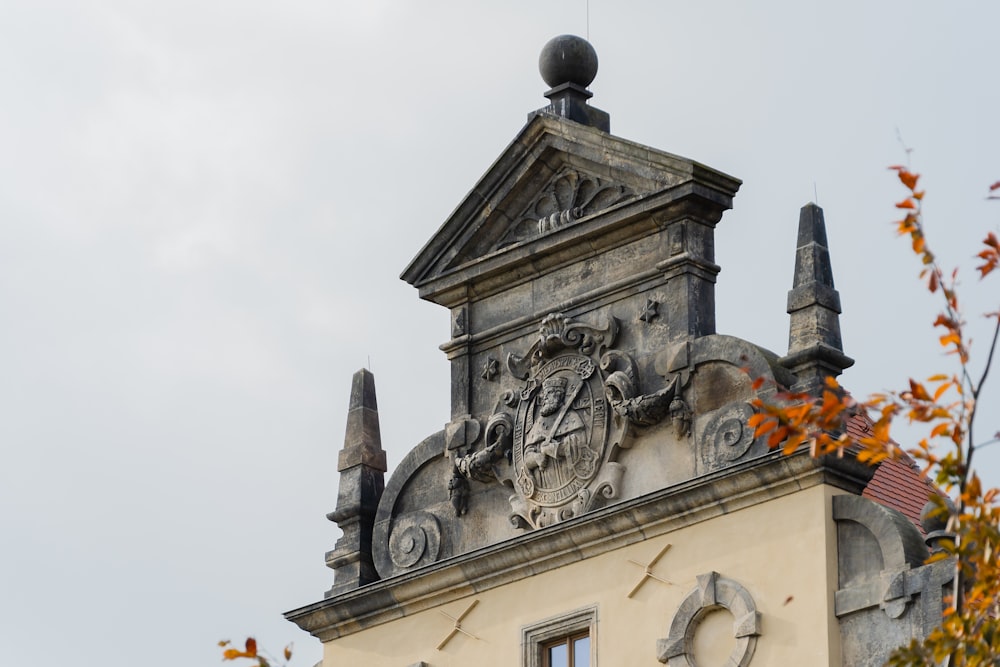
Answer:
[
  {"left": 522, "top": 605, "right": 597, "bottom": 667},
  {"left": 543, "top": 631, "right": 590, "bottom": 667}
]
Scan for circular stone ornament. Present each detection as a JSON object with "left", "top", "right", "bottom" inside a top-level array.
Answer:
[
  {"left": 539, "top": 34, "right": 599, "bottom": 88},
  {"left": 387, "top": 511, "right": 441, "bottom": 569}
]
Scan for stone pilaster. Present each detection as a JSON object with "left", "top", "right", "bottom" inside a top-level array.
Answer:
[
  {"left": 324, "top": 368, "right": 387, "bottom": 597},
  {"left": 655, "top": 207, "right": 723, "bottom": 343},
  {"left": 780, "top": 203, "right": 854, "bottom": 393}
]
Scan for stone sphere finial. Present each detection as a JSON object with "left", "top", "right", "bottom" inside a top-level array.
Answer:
[
  {"left": 539, "top": 35, "right": 598, "bottom": 89},
  {"left": 920, "top": 496, "right": 955, "bottom": 534},
  {"left": 921, "top": 496, "right": 957, "bottom": 553}
]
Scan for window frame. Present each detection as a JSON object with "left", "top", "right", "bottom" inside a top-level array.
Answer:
[{"left": 522, "top": 604, "right": 598, "bottom": 667}]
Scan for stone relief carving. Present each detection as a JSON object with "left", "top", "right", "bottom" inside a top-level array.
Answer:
[
  {"left": 452, "top": 306, "right": 467, "bottom": 337},
  {"left": 455, "top": 413, "right": 513, "bottom": 484},
  {"left": 481, "top": 356, "right": 500, "bottom": 381},
  {"left": 388, "top": 511, "right": 441, "bottom": 569},
  {"left": 700, "top": 403, "right": 757, "bottom": 470},
  {"left": 657, "top": 571, "right": 762, "bottom": 667},
  {"left": 452, "top": 312, "right": 690, "bottom": 529},
  {"left": 669, "top": 397, "right": 693, "bottom": 439},
  {"left": 448, "top": 468, "right": 470, "bottom": 517},
  {"left": 639, "top": 297, "right": 659, "bottom": 323},
  {"left": 497, "top": 169, "right": 635, "bottom": 248}
]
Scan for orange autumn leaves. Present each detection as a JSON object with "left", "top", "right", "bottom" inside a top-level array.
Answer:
[
  {"left": 749, "top": 167, "right": 999, "bottom": 466},
  {"left": 747, "top": 166, "right": 1000, "bottom": 665},
  {"left": 219, "top": 638, "right": 292, "bottom": 667},
  {"left": 747, "top": 375, "right": 899, "bottom": 464},
  {"left": 976, "top": 230, "right": 1000, "bottom": 279}
]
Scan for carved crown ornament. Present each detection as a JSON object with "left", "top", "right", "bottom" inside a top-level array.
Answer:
[{"left": 450, "top": 312, "right": 692, "bottom": 530}]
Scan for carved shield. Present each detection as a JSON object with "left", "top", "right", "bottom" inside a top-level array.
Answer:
[{"left": 512, "top": 354, "right": 609, "bottom": 520}]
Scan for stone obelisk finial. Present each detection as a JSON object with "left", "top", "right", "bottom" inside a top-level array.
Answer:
[
  {"left": 324, "top": 368, "right": 387, "bottom": 597},
  {"left": 780, "top": 203, "right": 854, "bottom": 394}
]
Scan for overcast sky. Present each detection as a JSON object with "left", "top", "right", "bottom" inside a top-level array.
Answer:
[{"left": 2, "top": 2, "right": 998, "bottom": 666}]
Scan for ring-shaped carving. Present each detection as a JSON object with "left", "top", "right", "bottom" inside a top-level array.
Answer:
[
  {"left": 388, "top": 511, "right": 441, "bottom": 569},
  {"left": 485, "top": 413, "right": 515, "bottom": 451},
  {"left": 657, "top": 571, "right": 761, "bottom": 667}
]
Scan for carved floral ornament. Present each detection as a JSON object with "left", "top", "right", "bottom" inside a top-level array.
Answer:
[{"left": 451, "top": 312, "right": 692, "bottom": 530}]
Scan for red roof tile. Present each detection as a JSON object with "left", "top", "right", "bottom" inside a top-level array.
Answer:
[{"left": 846, "top": 412, "right": 938, "bottom": 534}]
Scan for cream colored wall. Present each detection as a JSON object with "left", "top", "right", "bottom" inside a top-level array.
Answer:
[{"left": 323, "top": 484, "right": 844, "bottom": 667}]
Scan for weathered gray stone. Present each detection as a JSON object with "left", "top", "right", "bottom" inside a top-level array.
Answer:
[
  {"left": 287, "top": 37, "right": 922, "bottom": 667},
  {"left": 288, "top": 447, "right": 866, "bottom": 642},
  {"left": 833, "top": 495, "right": 954, "bottom": 666},
  {"left": 657, "top": 571, "right": 761, "bottom": 666},
  {"left": 780, "top": 203, "right": 854, "bottom": 394},
  {"left": 324, "top": 369, "right": 387, "bottom": 597}
]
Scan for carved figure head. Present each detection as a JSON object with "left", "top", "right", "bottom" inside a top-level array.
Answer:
[{"left": 539, "top": 376, "right": 568, "bottom": 416}]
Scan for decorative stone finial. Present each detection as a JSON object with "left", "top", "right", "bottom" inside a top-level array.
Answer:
[
  {"left": 780, "top": 203, "right": 854, "bottom": 394},
  {"left": 324, "top": 368, "right": 387, "bottom": 597},
  {"left": 532, "top": 35, "right": 610, "bottom": 132},
  {"left": 539, "top": 34, "right": 599, "bottom": 89},
  {"left": 920, "top": 497, "right": 956, "bottom": 554}
]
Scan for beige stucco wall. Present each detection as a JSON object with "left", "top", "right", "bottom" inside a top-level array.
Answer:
[{"left": 322, "top": 484, "right": 844, "bottom": 667}]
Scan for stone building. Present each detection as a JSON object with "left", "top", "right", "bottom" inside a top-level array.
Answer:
[{"left": 286, "top": 36, "right": 951, "bottom": 667}]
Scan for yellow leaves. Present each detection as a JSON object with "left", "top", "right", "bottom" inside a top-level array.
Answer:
[
  {"left": 218, "top": 638, "right": 292, "bottom": 667},
  {"left": 220, "top": 637, "right": 289, "bottom": 667},
  {"left": 930, "top": 422, "right": 951, "bottom": 438},
  {"left": 940, "top": 332, "right": 962, "bottom": 348},
  {"left": 932, "top": 381, "right": 953, "bottom": 402},
  {"left": 747, "top": 412, "right": 776, "bottom": 437},
  {"left": 222, "top": 638, "right": 258, "bottom": 661},
  {"left": 896, "top": 198, "right": 917, "bottom": 209}
]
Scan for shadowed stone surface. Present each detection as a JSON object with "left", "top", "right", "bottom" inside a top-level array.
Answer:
[
  {"left": 324, "top": 369, "right": 387, "bottom": 597},
  {"left": 781, "top": 203, "right": 854, "bottom": 394},
  {"left": 834, "top": 495, "right": 954, "bottom": 666}
]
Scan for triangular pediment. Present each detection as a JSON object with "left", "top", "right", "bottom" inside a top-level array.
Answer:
[{"left": 401, "top": 113, "right": 740, "bottom": 303}]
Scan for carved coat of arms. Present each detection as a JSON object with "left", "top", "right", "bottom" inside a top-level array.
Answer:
[
  {"left": 514, "top": 355, "right": 606, "bottom": 510},
  {"left": 452, "top": 312, "right": 688, "bottom": 530}
]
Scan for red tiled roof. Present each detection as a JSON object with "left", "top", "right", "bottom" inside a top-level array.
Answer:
[{"left": 846, "top": 412, "right": 938, "bottom": 534}]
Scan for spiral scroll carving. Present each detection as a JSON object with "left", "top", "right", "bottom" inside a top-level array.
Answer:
[
  {"left": 388, "top": 511, "right": 441, "bottom": 569},
  {"left": 701, "top": 403, "right": 757, "bottom": 469}
]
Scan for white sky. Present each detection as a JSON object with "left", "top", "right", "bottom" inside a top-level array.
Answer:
[{"left": 2, "top": 2, "right": 998, "bottom": 666}]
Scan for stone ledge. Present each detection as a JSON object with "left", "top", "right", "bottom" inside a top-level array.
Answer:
[{"left": 285, "top": 448, "right": 871, "bottom": 642}]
